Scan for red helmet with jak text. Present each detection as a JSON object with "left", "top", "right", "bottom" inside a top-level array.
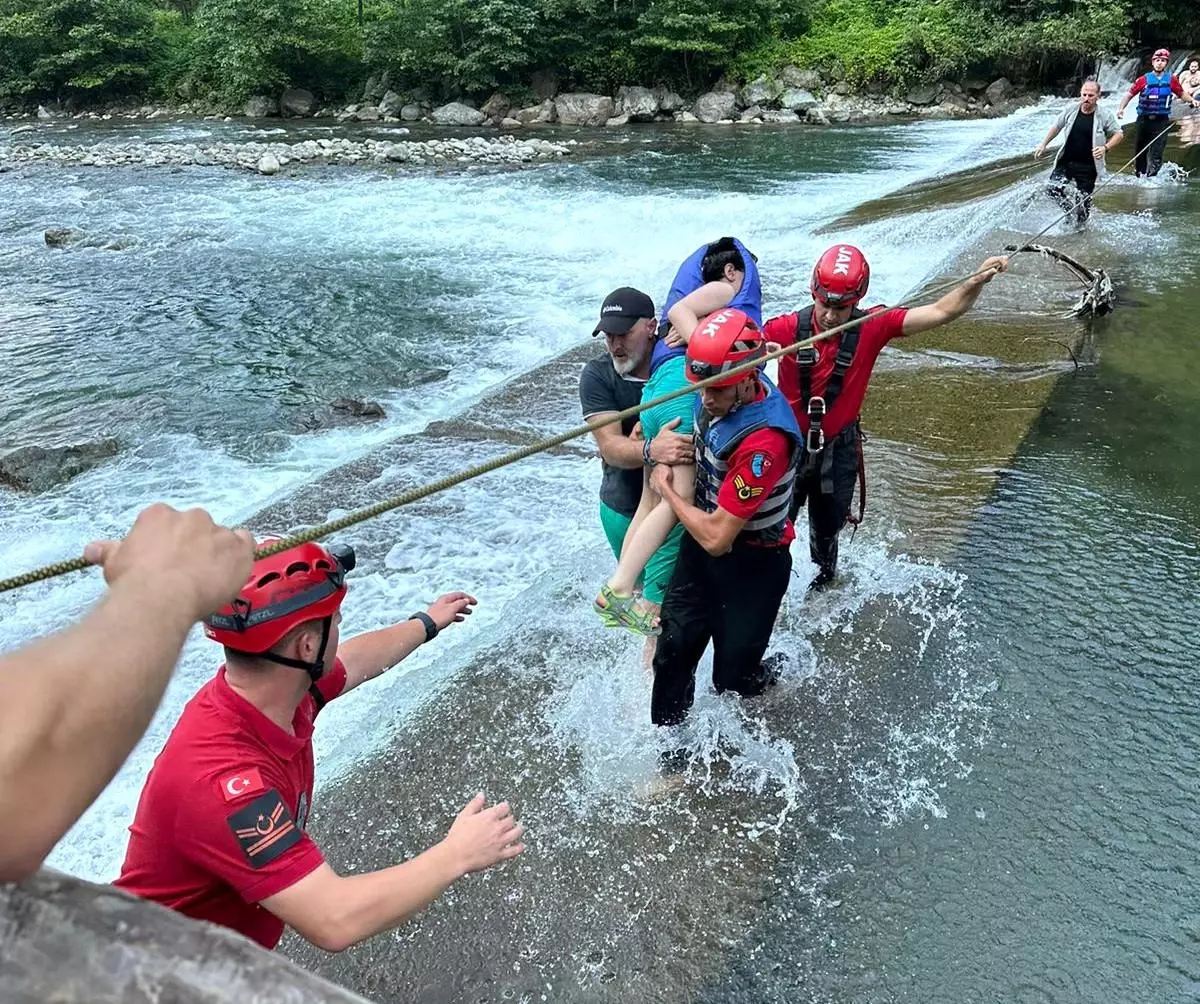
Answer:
[
  {"left": 204, "top": 540, "right": 353, "bottom": 655},
  {"left": 685, "top": 308, "right": 766, "bottom": 388},
  {"left": 811, "top": 244, "right": 871, "bottom": 306},
  {"left": 1153, "top": 48, "right": 1170, "bottom": 60}
]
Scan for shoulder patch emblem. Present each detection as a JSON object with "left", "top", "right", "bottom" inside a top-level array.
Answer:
[
  {"left": 750, "top": 452, "right": 771, "bottom": 478},
  {"left": 227, "top": 789, "right": 302, "bottom": 868},
  {"left": 219, "top": 767, "right": 265, "bottom": 803},
  {"left": 733, "top": 473, "right": 764, "bottom": 502}
]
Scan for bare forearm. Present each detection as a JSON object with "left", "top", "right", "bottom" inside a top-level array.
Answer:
[
  {"left": 0, "top": 583, "right": 194, "bottom": 879},
  {"left": 338, "top": 620, "right": 427, "bottom": 691},
  {"left": 590, "top": 426, "right": 644, "bottom": 470},
  {"left": 933, "top": 280, "right": 985, "bottom": 322},
  {"left": 328, "top": 843, "right": 463, "bottom": 949},
  {"left": 660, "top": 485, "right": 724, "bottom": 554}
]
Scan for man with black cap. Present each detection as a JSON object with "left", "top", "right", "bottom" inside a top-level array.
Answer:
[{"left": 579, "top": 287, "right": 694, "bottom": 600}]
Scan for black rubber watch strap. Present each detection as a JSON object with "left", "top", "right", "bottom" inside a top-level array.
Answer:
[{"left": 409, "top": 611, "right": 438, "bottom": 642}]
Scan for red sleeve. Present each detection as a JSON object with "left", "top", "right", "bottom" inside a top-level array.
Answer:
[
  {"left": 864, "top": 306, "right": 909, "bottom": 342},
  {"left": 175, "top": 776, "right": 325, "bottom": 903},
  {"left": 717, "top": 429, "right": 794, "bottom": 519},
  {"left": 763, "top": 313, "right": 799, "bottom": 347},
  {"left": 1128, "top": 75, "right": 1147, "bottom": 95},
  {"left": 1172, "top": 76, "right": 1185, "bottom": 96},
  {"left": 315, "top": 657, "right": 347, "bottom": 706}
]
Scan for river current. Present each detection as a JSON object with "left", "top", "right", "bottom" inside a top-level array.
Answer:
[{"left": 2, "top": 82, "right": 1198, "bottom": 1002}]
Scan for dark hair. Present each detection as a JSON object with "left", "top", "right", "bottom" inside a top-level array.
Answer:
[{"left": 701, "top": 237, "right": 746, "bottom": 283}]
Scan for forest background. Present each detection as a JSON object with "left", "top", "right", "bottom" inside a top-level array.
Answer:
[{"left": 0, "top": 0, "right": 1195, "bottom": 109}]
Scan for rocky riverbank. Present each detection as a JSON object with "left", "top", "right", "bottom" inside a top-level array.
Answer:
[
  {"left": 4, "top": 66, "right": 1038, "bottom": 133},
  {"left": 0, "top": 133, "right": 575, "bottom": 174}
]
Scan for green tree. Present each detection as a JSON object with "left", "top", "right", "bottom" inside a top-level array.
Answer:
[{"left": 635, "top": 0, "right": 782, "bottom": 84}]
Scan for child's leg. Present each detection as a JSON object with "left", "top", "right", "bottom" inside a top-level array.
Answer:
[
  {"left": 620, "top": 468, "right": 658, "bottom": 559},
  {"left": 609, "top": 465, "right": 695, "bottom": 596}
]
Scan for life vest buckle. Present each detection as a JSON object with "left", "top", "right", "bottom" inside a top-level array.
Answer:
[{"left": 795, "top": 346, "right": 819, "bottom": 367}]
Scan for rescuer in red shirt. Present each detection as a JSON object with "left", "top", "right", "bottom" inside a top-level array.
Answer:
[
  {"left": 763, "top": 245, "right": 1009, "bottom": 591},
  {"left": 116, "top": 540, "right": 524, "bottom": 952},
  {"left": 649, "top": 308, "right": 801, "bottom": 731}
]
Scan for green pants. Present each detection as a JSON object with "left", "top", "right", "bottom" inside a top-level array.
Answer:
[{"left": 599, "top": 502, "right": 684, "bottom": 605}]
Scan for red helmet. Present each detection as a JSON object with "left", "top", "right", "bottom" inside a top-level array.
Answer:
[
  {"left": 204, "top": 540, "right": 351, "bottom": 655},
  {"left": 685, "top": 308, "right": 766, "bottom": 388},
  {"left": 811, "top": 244, "right": 870, "bottom": 306},
  {"left": 1153, "top": 48, "right": 1170, "bottom": 60}
]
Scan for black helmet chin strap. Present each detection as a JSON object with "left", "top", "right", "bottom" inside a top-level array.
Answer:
[{"left": 254, "top": 616, "right": 334, "bottom": 709}]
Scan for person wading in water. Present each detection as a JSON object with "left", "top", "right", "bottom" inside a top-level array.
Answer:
[
  {"left": 1117, "top": 48, "right": 1198, "bottom": 177},
  {"left": 1034, "top": 78, "right": 1123, "bottom": 226}
]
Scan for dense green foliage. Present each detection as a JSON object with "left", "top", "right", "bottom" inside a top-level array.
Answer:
[{"left": 0, "top": 0, "right": 1194, "bottom": 106}]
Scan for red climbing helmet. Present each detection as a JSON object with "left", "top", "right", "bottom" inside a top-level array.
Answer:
[
  {"left": 811, "top": 244, "right": 871, "bottom": 306},
  {"left": 685, "top": 308, "right": 766, "bottom": 388},
  {"left": 1153, "top": 48, "right": 1171, "bottom": 60},
  {"left": 204, "top": 540, "right": 353, "bottom": 655}
]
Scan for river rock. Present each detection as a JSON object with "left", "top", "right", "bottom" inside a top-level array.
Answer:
[
  {"left": 906, "top": 82, "right": 942, "bottom": 106},
  {"left": 432, "top": 102, "right": 485, "bottom": 126},
  {"left": 781, "top": 65, "right": 823, "bottom": 91},
  {"left": 554, "top": 93, "right": 613, "bottom": 126},
  {"left": 362, "top": 71, "right": 389, "bottom": 103},
  {"left": 823, "top": 92, "right": 855, "bottom": 122},
  {"left": 740, "top": 75, "right": 782, "bottom": 108},
  {"left": 984, "top": 77, "right": 1014, "bottom": 105},
  {"left": 780, "top": 87, "right": 818, "bottom": 112},
  {"left": 0, "top": 440, "right": 119, "bottom": 492},
  {"left": 693, "top": 91, "right": 737, "bottom": 123},
  {"left": 654, "top": 86, "right": 686, "bottom": 113},
  {"left": 605, "top": 112, "right": 630, "bottom": 127},
  {"left": 616, "top": 85, "right": 659, "bottom": 121},
  {"left": 300, "top": 398, "right": 386, "bottom": 431},
  {"left": 499, "top": 117, "right": 521, "bottom": 128},
  {"left": 242, "top": 95, "right": 277, "bottom": 118},
  {"left": 256, "top": 152, "right": 280, "bottom": 175},
  {"left": 739, "top": 105, "right": 764, "bottom": 122},
  {"left": 807, "top": 107, "right": 831, "bottom": 125},
  {"left": 355, "top": 104, "right": 381, "bottom": 122},
  {"left": 36, "top": 104, "right": 55, "bottom": 120},
  {"left": 481, "top": 92, "right": 510, "bottom": 120},
  {"left": 761, "top": 108, "right": 801, "bottom": 124},
  {"left": 514, "top": 99, "right": 555, "bottom": 125},
  {"left": 941, "top": 91, "right": 969, "bottom": 110},
  {"left": 280, "top": 88, "right": 315, "bottom": 117},
  {"left": 400, "top": 103, "right": 423, "bottom": 122},
  {"left": 1, "top": 869, "right": 376, "bottom": 1003},
  {"left": 377, "top": 90, "right": 403, "bottom": 118},
  {"left": 675, "top": 110, "right": 699, "bottom": 123},
  {"left": 10, "top": 124, "right": 35, "bottom": 135},
  {"left": 44, "top": 227, "right": 85, "bottom": 248}
]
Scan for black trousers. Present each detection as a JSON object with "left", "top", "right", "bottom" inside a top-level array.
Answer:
[
  {"left": 1135, "top": 114, "right": 1171, "bottom": 177},
  {"left": 1048, "top": 161, "right": 1097, "bottom": 223},
  {"left": 650, "top": 533, "right": 792, "bottom": 727},
  {"left": 786, "top": 426, "right": 860, "bottom": 577}
]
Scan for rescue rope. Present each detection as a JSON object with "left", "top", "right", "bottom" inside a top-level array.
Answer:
[{"left": 0, "top": 120, "right": 1179, "bottom": 596}]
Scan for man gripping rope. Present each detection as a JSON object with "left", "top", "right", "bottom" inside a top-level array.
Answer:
[
  {"left": 763, "top": 245, "right": 1009, "bottom": 591},
  {"left": 116, "top": 541, "right": 524, "bottom": 952},
  {"left": 649, "top": 308, "right": 800, "bottom": 729},
  {"left": 1117, "top": 48, "right": 1198, "bottom": 177}
]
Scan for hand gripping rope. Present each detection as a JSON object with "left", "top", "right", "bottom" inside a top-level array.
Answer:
[{"left": 0, "top": 119, "right": 1179, "bottom": 596}]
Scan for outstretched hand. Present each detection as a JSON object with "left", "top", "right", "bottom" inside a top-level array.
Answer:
[
  {"left": 970, "top": 255, "right": 1009, "bottom": 286},
  {"left": 443, "top": 793, "right": 525, "bottom": 876},
  {"left": 426, "top": 591, "right": 477, "bottom": 631}
]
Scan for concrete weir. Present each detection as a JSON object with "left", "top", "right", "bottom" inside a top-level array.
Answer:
[{"left": 0, "top": 264, "right": 1095, "bottom": 1002}]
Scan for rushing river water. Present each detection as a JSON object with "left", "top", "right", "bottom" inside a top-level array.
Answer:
[{"left": 2, "top": 85, "right": 1198, "bottom": 1002}]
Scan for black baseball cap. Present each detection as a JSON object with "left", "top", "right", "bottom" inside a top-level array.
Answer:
[{"left": 592, "top": 287, "right": 655, "bottom": 336}]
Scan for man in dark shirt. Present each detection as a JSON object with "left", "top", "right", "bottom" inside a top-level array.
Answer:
[
  {"left": 1035, "top": 79, "right": 1122, "bottom": 225},
  {"left": 579, "top": 287, "right": 693, "bottom": 599}
]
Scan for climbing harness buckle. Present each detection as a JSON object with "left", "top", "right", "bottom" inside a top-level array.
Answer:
[{"left": 806, "top": 396, "right": 826, "bottom": 454}]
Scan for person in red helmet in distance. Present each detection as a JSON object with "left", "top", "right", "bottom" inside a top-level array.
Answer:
[
  {"left": 764, "top": 245, "right": 1009, "bottom": 591},
  {"left": 116, "top": 540, "right": 524, "bottom": 952},
  {"left": 649, "top": 308, "right": 801, "bottom": 731}
]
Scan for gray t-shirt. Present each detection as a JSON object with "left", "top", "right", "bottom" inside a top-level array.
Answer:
[{"left": 579, "top": 354, "right": 645, "bottom": 517}]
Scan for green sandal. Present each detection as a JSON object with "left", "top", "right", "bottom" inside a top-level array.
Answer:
[{"left": 594, "top": 585, "right": 662, "bottom": 637}]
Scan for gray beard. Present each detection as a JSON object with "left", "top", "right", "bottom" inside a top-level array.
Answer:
[{"left": 612, "top": 353, "right": 643, "bottom": 377}]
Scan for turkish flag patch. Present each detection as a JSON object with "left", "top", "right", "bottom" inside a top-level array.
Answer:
[
  {"left": 226, "top": 789, "right": 303, "bottom": 868},
  {"left": 219, "top": 767, "right": 265, "bottom": 803}
]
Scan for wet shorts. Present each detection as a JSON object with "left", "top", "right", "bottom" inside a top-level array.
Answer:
[{"left": 599, "top": 502, "right": 684, "bottom": 606}]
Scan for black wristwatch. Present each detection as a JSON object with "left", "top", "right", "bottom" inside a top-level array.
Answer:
[
  {"left": 409, "top": 611, "right": 438, "bottom": 642},
  {"left": 643, "top": 436, "right": 657, "bottom": 467}
]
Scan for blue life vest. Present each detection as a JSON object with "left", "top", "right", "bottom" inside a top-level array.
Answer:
[
  {"left": 652, "top": 237, "right": 762, "bottom": 376},
  {"left": 1138, "top": 71, "right": 1175, "bottom": 116},
  {"left": 693, "top": 376, "right": 800, "bottom": 546}
]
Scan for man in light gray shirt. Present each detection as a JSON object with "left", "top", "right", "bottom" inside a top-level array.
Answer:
[{"left": 1033, "top": 78, "right": 1123, "bottom": 225}]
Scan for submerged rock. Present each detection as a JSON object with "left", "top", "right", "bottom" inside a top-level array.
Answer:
[
  {"left": 0, "top": 440, "right": 119, "bottom": 492},
  {"left": 299, "top": 398, "right": 387, "bottom": 431},
  {"left": 44, "top": 227, "right": 85, "bottom": 247},
  {"left": 0, "top": 869, "right": 375, "bottom": 1002}
]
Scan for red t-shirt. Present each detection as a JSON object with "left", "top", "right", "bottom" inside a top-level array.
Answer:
[
  {"left": 763, "top": 307, "right": 908, "bottom": 439},
  {"left": 715, "top": 421, "right": 796, "bottom": 547},
  {"left": 115, "top": 659, "right": 347, "bottom": 949},
  {"left": 1128, "top": 74, "right": 1186, "bottom": 98}
]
